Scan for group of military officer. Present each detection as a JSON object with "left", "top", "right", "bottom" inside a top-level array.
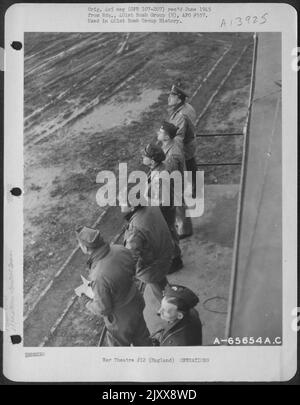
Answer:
[{"left": 76, "top": 85, "right": 203, "bottom": 346}]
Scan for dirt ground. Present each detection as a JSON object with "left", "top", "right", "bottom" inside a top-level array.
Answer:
[{"left": 24, "top": 33, "right": 253, "bottom": 332}]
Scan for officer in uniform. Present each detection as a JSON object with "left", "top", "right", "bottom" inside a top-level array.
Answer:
[
  {"left": 76, "top": 226, "right": 151, "bottom": 346},
  {"left": 142, "top": 143, "right": 182, "bottom": 273},
  {"left": 157, "top": 121, "right": 185, "bottom": 174},
  {"left": 142, "top": 143, "right": 168, "bottom": 207},
  {"left": 168, "top": 84, "right": 198, "bottom": 199},
  {"left": 152, "top": 284, "right": 202, "bottom": 346},
  {"left": 157, "top": 120, "right": 193, "bottom": 240},
  {"left": 157, "top": 121, "right": 185, "bottom": 270},
  {"left": 122, "top": 204, "right": 173, "bottom": 302}
]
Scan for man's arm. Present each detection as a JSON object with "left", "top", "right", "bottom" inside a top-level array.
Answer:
[
  {"left": 174, "top": 113, "right": 188, "bottom": 144},
  {"left": 124, "top": 226, "right": 146, "bottom": 267},
  {"left": 164, "top": 154, "right": 182, "bottom": 173},
  {"left": 86, "top": 278, "right": 113, "bottom": 317}
]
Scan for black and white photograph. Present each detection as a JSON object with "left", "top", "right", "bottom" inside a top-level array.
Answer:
[
  {"left": 3, "top": 3, "right": 297, "bottom": 382},
  {"left": 22, "top": 30, "right": 283, "bottom": 348}
]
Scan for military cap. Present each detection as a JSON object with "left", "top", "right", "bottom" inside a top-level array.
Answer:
[
  {"left": 143, "top": 143, "right": 166, "bottom": 163},
  {"left": 75, "top": 226, "right": 105, "bottom": 249},
  {"left": 169, "top": 84, "right": 189, "bottom": 99},
  {"left": 160, "top": 121, "right": 178, "bottom": 139},
  {"left": 163, "top": 284, "right": 199, "bottom": 311}
]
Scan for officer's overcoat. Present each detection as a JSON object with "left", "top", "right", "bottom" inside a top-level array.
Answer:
[
  {"left": 169, "top": 102, "right": 197, "bottom": 160},
  {"left": 124, "top": 206, "right": 173, "bottom": 284},
  {"left": 163, "top": 141, "right": 185, "bottom": 173},
  {"left": 87, "top": 243, "right": 150, "bottom": 346}
]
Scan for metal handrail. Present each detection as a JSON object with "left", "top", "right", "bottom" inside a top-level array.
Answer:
[
  {"left": 197, "top": 132, "right": 243, "bottom": 137},
  {"left": 197, "top": 162, "right": 241, "bottom": 167}
]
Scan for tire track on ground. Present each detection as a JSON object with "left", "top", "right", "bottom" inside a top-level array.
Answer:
[
  {"left": 33, "top": 40, "right": 251, "bottom": 347},
  {"left": 24, "top": 36, "right": 253, "bottom": 347}
]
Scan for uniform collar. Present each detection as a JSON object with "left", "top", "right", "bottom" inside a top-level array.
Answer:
[
  {"left": 162, "top": 316, "right": 185, "bottom": 335},
  {"left": 162, "top": 140, "right": 175, "bottom": 156},
  {"left": 169, "top": 101, "right": 185, "bottom": 116},
  {"left": 163, "top": 308, "right": 194, "bottom": 332}
]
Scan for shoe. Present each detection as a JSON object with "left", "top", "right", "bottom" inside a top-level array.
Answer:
[{"left": 168, "top": 257, "right": 183, "bottom": 274}]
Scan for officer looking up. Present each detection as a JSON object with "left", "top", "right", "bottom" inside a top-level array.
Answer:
[
  {"left": 142, "top": 143, "right": 168, "bottom": 207},
  {"left": 156, "top": 121, "right": 186, "bottom": 270},
  {"left": 157, "top": 120, "right": 193, "bottom": 242},
  {"left": 142, "top": 143, "right": 182, "bottom": 273},
  {"left": 168, "top": 84, "right": 198, "bottom": 199}
]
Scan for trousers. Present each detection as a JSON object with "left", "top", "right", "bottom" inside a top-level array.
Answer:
[
  {"left": 160, "top": 206, "right": 181, "bottom": 259},
  {"left": 185, "top": 157, "right": 198, "bottom": 198}
]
